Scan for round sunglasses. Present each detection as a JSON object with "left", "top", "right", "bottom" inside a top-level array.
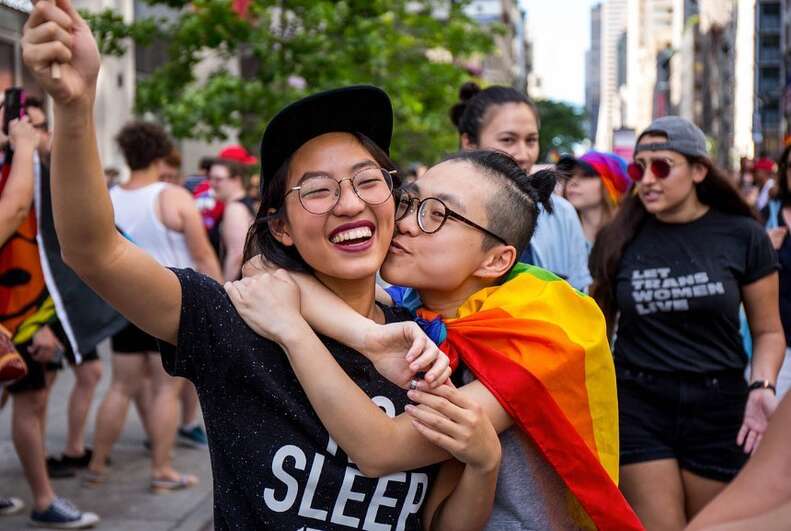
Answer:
[{"left": 627, "top": 159, "right": 677, "bottom": 181}]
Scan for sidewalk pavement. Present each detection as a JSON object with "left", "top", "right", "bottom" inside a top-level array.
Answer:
[{"left": 0, "top": 341, "right": 214, "bottom": 530}]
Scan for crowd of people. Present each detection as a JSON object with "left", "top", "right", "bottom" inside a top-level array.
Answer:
[{"left": 1, "top": 1, "right": 791, "bottom": 530}]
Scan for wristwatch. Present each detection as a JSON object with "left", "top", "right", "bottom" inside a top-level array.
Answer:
[{"left": 747, "top": 380, "right": 776, "bottom": 394}]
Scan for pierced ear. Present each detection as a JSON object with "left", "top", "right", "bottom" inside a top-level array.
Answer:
[
  {"left": 460, "top": 133, "right": 477, "bottom": 151},
  {"left": 267, "top": 208, "right": 294, "bottom": 247},
  {"left": 473, "top": 244, "right": 518, "bottom": 280}
]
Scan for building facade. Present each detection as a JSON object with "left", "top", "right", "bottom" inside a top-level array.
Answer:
[
  {"left": 756, "top": 0, "right": 783, "bottom": 155},
  {"left": 466, "top": 0, "right": 530, "bottom": 91},
  {"left": 595, "top": 0, "right": 629, "bottom": 150},
  {"left": 585, "top": 3, "right": 602, "bottom": 142}
]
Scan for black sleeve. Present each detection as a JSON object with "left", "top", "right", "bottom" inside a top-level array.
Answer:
[
  {"left": 157, "top": 267, "right": 233, "bottom": 383},
  {"left": 741, "top": 219, "right": 779, "bottom": 285}
]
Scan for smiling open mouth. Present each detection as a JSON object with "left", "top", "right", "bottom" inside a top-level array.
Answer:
[{"left": 330, "top": 226, "right": 373, "bottom": 245}]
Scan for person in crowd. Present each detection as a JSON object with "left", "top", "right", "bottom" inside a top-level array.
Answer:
[
  {"left": 230, "top": 151, "right": 641, "bottom": 530},
  {"left": 182, "top": 155, "right": 214, "bottom": 193},
  {"left": 0, "top": 109, "right": 37, "bottom": 522},
  {"left": 209, "top": 155, "right": 256, "bottom": 281},
  {"left": 559, "top": 150, "right": 631, "bottom": 254},
  {"left": 85, "top": 121, "right": 222, "bottom": 492},
  {"left": 759, "top": 145, "right": 791, "bottom": 398},
  {"left": 158, "top": 149, "right": 182, "bottom": 185},
  {"left": 589, "top": 116, "right": 785, "bottom": 530},
  {"left": 13, "top": 97, "right": 123, "bottom": 482},
  {"left": 22, "top": 7, "right": 471, "bottom": 526},
  {"left": 103, "top": 166, "right": 120, "bottom": 188},
  {"left": 0, "top": 106, "right": 99, "bottom": 526},
  {"left": 686, "top": 393, "right": 791, "bottom": 531},
  {"left": 754, "top": 156, "right": 776, "bottom": 211},
  {"left": 450, "top": 82, "right": 592, "bottom": 291}
]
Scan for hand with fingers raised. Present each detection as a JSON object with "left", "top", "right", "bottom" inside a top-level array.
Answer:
[
  {"left": 406, "top": 382, "right": 502, "bottom": 473},
  {"left": 22, "top": 0, "right": 100, "bottom": 106}
]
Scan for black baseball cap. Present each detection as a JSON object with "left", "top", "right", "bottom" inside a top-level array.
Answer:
[{"left": 259, "top": 85, "right": 393, "bottom": 195}]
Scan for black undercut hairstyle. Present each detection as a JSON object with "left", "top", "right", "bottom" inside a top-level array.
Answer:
[{"left": 442, "top": 150, "right": 555, "bottom": 255}]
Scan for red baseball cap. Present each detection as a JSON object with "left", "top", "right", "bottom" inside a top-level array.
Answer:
[
  {"left": 217, "top": 144, "right": 257, "bottom": 165},
  {"left": 754, "top": 158, "right": 775, "bottom": 172}
]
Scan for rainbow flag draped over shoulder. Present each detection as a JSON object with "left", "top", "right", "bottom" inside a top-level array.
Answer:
[{"left": 411, "top": 264, "right": 642, "bottom": 530}]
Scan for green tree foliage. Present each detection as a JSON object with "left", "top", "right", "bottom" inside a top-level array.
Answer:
[
  {"left": 83, "top": 0, "right": 497, "bottom": 166},
  {"left": 535, "top": 99, "right": 587, "bottom": 162}
]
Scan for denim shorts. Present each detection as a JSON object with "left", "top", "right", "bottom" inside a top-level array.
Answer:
[{"left": 616, "top": 361, "right": 749, "bottom": 482}]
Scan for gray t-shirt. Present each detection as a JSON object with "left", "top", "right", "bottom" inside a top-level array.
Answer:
[{"left": 463, "top": 371, "right": 581, "bottom": 530}]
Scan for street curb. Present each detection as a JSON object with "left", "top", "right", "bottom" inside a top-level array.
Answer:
[{"left": 170, "top": 490, "right": 213, "bottom": 531}]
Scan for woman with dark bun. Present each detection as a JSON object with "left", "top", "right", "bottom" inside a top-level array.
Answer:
[
  {"left": 450, "top": 82, "right": 592, "bottom": 291},
  {"left": 590, "top": 116, "right": 784, "bottom": 529}
]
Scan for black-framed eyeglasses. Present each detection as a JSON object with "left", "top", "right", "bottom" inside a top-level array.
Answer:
[
  {"left": 395, "top": 195, "right": 509, "bottom": 246},
  {"left": 284, "top": 167, "right": 396, "bottom": 215}
]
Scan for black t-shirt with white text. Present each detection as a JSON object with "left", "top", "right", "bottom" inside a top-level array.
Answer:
[
  {"left": 614, "top": 209, "right": 778, "bottom": 373},
  {"left": 159, "top": 268, "right": 435, "bottom": 530}
]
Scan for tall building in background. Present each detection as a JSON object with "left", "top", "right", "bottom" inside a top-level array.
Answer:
[
  {"left": 585, "top": 4, "right": 602, "bottom": 142},
  {"left": 782, "top": 0, "right": 791, "bottom": 150},
  {"left": 595, "top": 0, "right": 628, "bottom": 150},
  {"left": 756, "top": 0, "right": 783, "bottom": 156},
  {"left": 591, "top": 0, "right": 753, "bottom": 167},
  {"left": 734, "top": 0, "right": 756, "bottom": 160},
  {"left": 466, "top": 0, "right": 529, "bottom": 91}
]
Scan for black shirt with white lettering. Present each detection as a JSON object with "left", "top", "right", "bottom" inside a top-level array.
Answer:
[
  {"left": 614, "top": 209, "right": 778, "bottom": 373},
  {"left": 159, "top": 268, "right": 436, "bottom": 530}
]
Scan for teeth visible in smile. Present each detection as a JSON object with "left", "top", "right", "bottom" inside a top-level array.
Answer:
[{"left": 331, "top": 226, "right": 373, "bottom": 244}]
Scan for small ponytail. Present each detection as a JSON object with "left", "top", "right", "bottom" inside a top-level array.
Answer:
[{"left": 517, "top": 169, "right": 555, "bottom": 215}]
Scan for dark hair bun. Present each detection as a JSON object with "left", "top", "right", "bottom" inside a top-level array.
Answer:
[
  {"left": 518, "top": 169, "right": 556, "bottom": 214},
  {"left": 450, "top": 81, "right": 482, "bottom": 129},
  {"left": 459, "top": 81, "right": 481, "bottom": 101}
]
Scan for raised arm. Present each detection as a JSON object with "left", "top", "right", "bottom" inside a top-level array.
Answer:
[
  {"left": 23, "top": 0, "right": 181, "bottom": 344},
  {"left": 0, "top": 118, "right": 38, "bottom": 246},
  {"left": 226, "top": 269, "right": 513, "bottom": 477}
]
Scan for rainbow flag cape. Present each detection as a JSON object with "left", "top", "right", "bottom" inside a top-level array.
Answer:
[{"left": 411, "top": 264, "right": 642, "bottom": 530}]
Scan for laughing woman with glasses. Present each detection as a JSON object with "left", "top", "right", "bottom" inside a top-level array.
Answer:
[{"left": 589, "top": 116, "right": 785, "bottom": 530}]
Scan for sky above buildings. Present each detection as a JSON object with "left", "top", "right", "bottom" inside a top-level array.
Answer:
[{"left": 524, "top": 0, "right": 600, "bottom": 106}]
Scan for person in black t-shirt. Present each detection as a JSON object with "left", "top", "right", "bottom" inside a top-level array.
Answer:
[
  {"left": 24, "top": 7, "right": 496, "bottom": 528},
  {"left": 589, "top": 116, "right": 785, "bottom": 529}
]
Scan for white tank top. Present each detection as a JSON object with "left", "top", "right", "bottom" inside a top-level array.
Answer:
[{"left": 110, "top": 182, "right": 195, "bottom": 269}]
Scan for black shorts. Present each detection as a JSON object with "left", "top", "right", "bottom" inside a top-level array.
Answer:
[
  {"left": 616, "top": 361, "right": 749, "bottom": 482},
  {"left": 111, "top": 323, "right": 159, "bottom": 354},
  {"left": 7, "top": 323, "right": 99, "bottom": 395}
]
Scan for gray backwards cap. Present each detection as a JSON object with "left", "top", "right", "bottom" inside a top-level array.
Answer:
[{"left": 635, "top": 116, "right": 708, "bottom": 159}]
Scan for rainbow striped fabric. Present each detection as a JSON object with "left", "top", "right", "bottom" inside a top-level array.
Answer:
[{"left": 416, "top": 263, "right": 643, "bottom": 530}]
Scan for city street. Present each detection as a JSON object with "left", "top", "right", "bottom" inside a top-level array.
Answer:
[{"left": 0, "top": 342, "right": 214, "bottom": 531}]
